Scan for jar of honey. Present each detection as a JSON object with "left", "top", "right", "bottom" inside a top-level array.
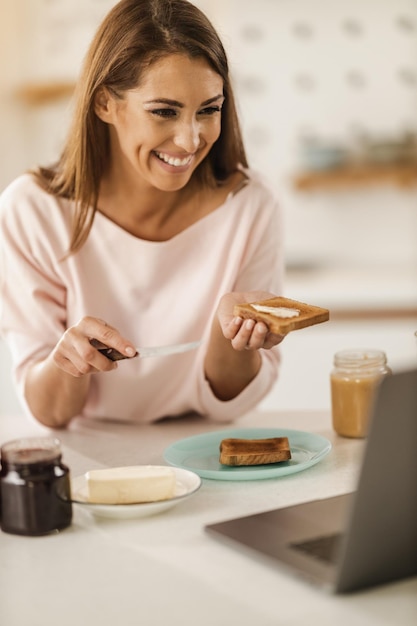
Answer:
[
  {"left": 0, "top": 437, "right": 72, "bottom": 536},
  {"left": 330, "top": 349, "right": 390, "bottom": 438}
]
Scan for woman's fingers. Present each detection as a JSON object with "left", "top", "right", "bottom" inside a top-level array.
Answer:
[{"left": 51, "top": 316, "right": 136, "bottom": 377}]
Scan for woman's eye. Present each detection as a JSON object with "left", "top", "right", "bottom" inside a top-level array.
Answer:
[
  {"left": 151, "top": 108, "right": 177, "bottom": 118},
  {"left": 199, "top": 106, "right": 222, "bottom": 116},
  {"left": 149, "top": 105, "right": 222, "bottom": 118}
]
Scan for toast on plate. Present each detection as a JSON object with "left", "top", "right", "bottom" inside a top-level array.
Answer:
[{"left": 219, "top": 437, "right": 291, "bottom": 466}]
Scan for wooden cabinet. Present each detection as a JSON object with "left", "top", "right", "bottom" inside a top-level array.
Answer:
[
  {"left": 15, "top": 81, "right": 75, "bottom": 105},
  {"left": 293, "top": 164, "right": 417, "bottom": 190}
]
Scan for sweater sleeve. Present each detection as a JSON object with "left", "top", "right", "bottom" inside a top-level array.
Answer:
[
  {"left": 194, "top": 175, "right": 284, "bottom": 422},
  {"left": 196, "top": 350, "right": 280, "bottom": 423},
  {"left": 0, "top": 176, "right": 69, "bottom": 398}
]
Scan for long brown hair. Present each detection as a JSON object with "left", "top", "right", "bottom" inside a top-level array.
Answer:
[{"left": 33, "top": 0, "right": 248, "bottom": 253}]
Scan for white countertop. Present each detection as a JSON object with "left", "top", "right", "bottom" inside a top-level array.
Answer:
[{"left": 1, "top": 410, "right": 416, "bottom": 626}]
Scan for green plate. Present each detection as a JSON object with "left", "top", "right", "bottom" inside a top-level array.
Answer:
[{"left": 163, "top": 427, "right": 331, "bottom": 481}]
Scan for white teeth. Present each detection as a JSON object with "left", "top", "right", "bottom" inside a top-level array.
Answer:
[{"left": 155, "top": 151, "right": 192, "bottom": 167}]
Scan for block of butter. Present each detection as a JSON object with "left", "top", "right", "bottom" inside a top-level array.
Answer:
[{"left": 85, "top": 465, "right": 176, "bottom": 504}]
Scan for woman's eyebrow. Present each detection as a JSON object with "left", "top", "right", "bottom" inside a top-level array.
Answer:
[
  {"left": 201, "top": 94, "right": 224, "bottom": 106},
  {"left": 144, "top": 94, "right": 224, "bottom": 108}
]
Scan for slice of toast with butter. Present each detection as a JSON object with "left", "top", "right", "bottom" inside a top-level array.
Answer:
[{"left": 233, "top": 296, "right": 329, "bottom": 335}]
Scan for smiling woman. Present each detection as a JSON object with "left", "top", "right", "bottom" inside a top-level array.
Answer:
[
  {"left": 94, "top": 53, "right": 226, "bottom": 233},
  {"left": 0, "top": 0, "right": 284, "bottom": 428}
]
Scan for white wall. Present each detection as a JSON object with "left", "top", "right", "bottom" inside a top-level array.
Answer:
[
  {"left": 209, "top": 0, "right": 417, "bottom": 271},
  {"left": 0, "top": 0, "right": 116, "bottom": 187}
]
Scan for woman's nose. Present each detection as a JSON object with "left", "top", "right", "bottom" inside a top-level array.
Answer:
[{"left": 174, "top": 119, "right": 200, "bottom": 152}]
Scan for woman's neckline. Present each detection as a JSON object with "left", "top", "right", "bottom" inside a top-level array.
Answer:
[{"left": 96, "top": 170, "right": 250, "bottom": 243}]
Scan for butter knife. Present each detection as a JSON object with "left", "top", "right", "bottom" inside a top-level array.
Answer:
[{"left": 89, "top": 338, "right": 202, "bottom": 361}]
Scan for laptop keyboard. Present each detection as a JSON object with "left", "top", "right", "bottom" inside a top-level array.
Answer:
[{"left": 291, "top": 532, "right": 343, "bottom": 564}]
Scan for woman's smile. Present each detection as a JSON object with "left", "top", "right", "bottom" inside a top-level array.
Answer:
[{"left": 153, "top": 150, "right": 195, "bottom": 169}]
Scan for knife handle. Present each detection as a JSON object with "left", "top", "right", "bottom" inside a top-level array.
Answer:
[{"left": 89, "top": 338, "right": 138, "bottom": 361}]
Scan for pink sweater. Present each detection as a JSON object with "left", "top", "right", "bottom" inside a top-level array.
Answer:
[{"left": 0, "top": 171, "right": 283, "bottom": 423}]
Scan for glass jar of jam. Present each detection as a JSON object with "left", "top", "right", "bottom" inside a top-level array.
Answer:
[
  {"left": 0, "top": 437, "right": 72, "bottom": 536},
  {"left": 330, "top": 349, "right": 391, "bottom": 438}
]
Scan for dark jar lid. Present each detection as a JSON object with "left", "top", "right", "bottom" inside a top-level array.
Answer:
[{"left": 0, "top": 437, "right": 62, "bottom": 467}]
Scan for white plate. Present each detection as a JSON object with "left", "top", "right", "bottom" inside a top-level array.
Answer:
[{"left": 71, "top": 466, "right": 201, "bottom": 519}]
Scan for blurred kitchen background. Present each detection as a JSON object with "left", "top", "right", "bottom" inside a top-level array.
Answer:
[{"left": 0, "top": 0, "right": 416, "bottom": 416}]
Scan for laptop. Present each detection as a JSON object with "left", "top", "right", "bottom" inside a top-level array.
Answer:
[{"left": 205, "top": 368, "right": 417, "bottom": 593}]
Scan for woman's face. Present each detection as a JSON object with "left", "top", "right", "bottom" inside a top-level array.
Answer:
[{"left": 95, "top": 54, "right": 224, "bottom": 192}]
